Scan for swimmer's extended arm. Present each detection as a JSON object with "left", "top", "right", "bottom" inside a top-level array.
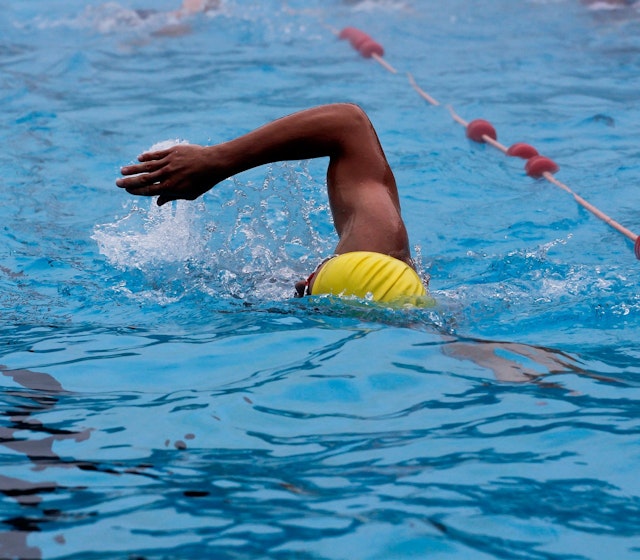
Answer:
[
  {"left": 117, "top": 103, "right": 410, "bottom": 260},
  {"left": 117, "top": 103, "right": 392, "bottom": 203}
]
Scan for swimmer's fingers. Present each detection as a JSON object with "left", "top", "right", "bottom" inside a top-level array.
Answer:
[
  {"left": 137, "top": 148, "right": 174, "bottom": 163},
  {"left": 118, "top": 156, "right": 167, "bottom": 179},
  {"left": 121, "top": 176, "right": 208, "bottom": 206},
  {"left": 117, "top": 144, "right": 215, "bottom": 204},
  {"left": 115, "top": 167, "right": 166, "bottom": 190}
]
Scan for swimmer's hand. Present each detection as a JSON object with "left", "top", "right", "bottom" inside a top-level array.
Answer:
[{"left": 116, "top": 144, "right": 221, "bottom": 206}]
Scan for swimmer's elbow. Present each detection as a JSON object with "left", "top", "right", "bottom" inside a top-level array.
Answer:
[
  {"left": 333, "top": 103, "right": 371, "bottom": 129},
  {"left": 325, "top": 103, "right": 378, "bottom": 149}
]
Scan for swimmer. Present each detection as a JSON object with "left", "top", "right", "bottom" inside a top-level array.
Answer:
[
  {"left": 117, "top": 103, "right": 429, "bottom": 304},
  {"left": 135, "top": 0, "right": 220, "bottom": 19},
  {"left": 581, "top": 0, "right": 637, "bottom": 7},
  {"left": 178, "top": 0, "right": 221, "bottom": 15},
  {"left": 149, "top": 0, "right": 220, "bottom": 36},
  {"left": 116, "top": 104, "right": 616, "bottom": 384},
  {"left": 85, "top": 0, "right": 220, "bottom": 37}
]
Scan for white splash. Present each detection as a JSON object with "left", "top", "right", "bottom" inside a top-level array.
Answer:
[
  {"left": 93, "top": 199, "right": 211, "bottom": 271},
  {"left": 95, "top": 153, "right": 333, "bottom": 302},
  {"left": 94, "top": 138, "right": 212, "bottom": 271}
]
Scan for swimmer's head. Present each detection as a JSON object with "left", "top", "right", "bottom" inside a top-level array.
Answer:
[{"left": 303, "top": 251, "right": 432, "bottom": 307}]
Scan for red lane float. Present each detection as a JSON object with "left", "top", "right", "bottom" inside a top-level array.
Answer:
[
  {"left": 507, "top": 142, "right": 539, "bottom": 159},
  {"left": 466, "top": 119, "right": 497, "bottom": 143},
  {"left": 339, "top": 26, "right": 384, "bottom": 58},
  {"left": 339, "top": 27, "right": 368, "bottom": 47},
  {"left": 525, "top": 156, "right": 559, "bottom": 178},
  {"left": 358, "top": 39, "right": 384, "bottom": 58},
  {"left": 338, "top": 26, "right": 363, "bottom": 41}
]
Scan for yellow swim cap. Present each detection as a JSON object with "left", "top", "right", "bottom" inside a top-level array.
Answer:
[{"left": 310, "top": 251, "right": 431, "bottom": 305}]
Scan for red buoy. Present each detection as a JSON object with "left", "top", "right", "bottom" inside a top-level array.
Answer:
[
  {"left": 358, "top": 39, "right": 384, "bottom": 58},
  {"left": 338, "top": 27, "right": 364, "bottom": 41},
  {"left": 635, "top": 237, "right": 640, "bottom": 260},
  {"left": 339, "top": 27, "right": 384, "bottom": 58},
  {"left": 350, "top": 33, "right": 372, "bottom": 49},
  {"left": 466, "top": 119, "right": 497, "bottom": 143},
  {"left": 507, "top": 142, "right": 539, "bottom": 159},
  {"left": 525, "top": 155, "right": 559, "bottom": 178}
]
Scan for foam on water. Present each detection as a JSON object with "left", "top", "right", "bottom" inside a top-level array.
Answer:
[{"left": 93, "top": 200, "right": 208, "bottom": 270}]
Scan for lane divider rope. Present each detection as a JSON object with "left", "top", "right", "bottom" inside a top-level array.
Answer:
[{"left": 331, "top": 25, "right": 639, "bottom": 259}]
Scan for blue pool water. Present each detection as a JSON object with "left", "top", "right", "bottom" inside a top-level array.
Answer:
[{"left": 2, "top": 0, "right": 640, "bottom": 558}]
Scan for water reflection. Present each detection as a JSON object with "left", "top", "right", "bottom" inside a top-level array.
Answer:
[
  {"left": 441, "top": 336, "right": 622, "bottom": 386},
  {"left": 1, "top": 366, "right": 90, "bottom": 560}
]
